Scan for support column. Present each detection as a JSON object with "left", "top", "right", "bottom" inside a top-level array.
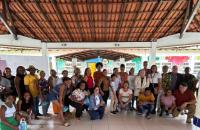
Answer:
[
  {"left": 41, "top": 43, "right": 49, "bottom": 77},
  {"left": 72, "top": 57, "right": 77, "bottom": 67},
  {"left": 149, "top": 42, "right": 157, "bottom": 66},
  {"left": 193, "top": 88, "right": 200, "bottom": 128}
]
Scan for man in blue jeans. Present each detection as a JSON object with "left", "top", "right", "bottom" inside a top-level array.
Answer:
[
  {"left": 137, "top": 87, "right": 155, "bottom": 119},
  {"left": 24, "top": 65, "right": 42, "bottom": 119}
]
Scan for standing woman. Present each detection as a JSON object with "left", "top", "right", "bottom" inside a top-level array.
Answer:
[
  {"left": 98, "top": 69, "right": 110, "bottom": 105},
  {"left": 47, "top": 77, "right": 72, "bottom": 126},
  {"left": 15, "top": 66, "right": 26, "bottom": 99},
  {"left": 134, "top": 69, "right": 150, "bottom": 110},
  {"left": 148, "top": 65, "right": 162, "bottom": 114},
  {"left": 48, "top": 69, "right": 59, "bottom": 114},
  {"left": 83, "top": 68, "right": 94, "bottom": 94},
  {"left": 93, "top": 62, "right": 104, "bottom": 86},
  {"left": 128, "top": 68, "right": 136, "bottom": 110}
]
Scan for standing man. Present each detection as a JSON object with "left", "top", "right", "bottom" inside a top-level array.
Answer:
[
  {"left": 167, "top": 66, "right": 183, "bottom": 92},
  {"left": 119, "top": 64, "right": 128, "bottom": 88},
  {"left": 142, "top": 61, "right": 151, "bottom": 76},
  {"left": 93, "top": 62, "right": 104, "bottom": 86},
  {"left": 183, "top": 67, "right": 198, "bottom": 93},
  {"left": 24, "top": 65, "right": 41, "bottom": 119},
  {"left": 0, "top": 70, "right": 11, "bottom": 106}
]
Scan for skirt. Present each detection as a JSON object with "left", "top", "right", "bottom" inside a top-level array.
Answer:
[{"left": 0, "top": 116, "right": 19, "bottom": 130}]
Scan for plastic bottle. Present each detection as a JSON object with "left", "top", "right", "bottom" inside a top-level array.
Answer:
[{"left": 19, "top": 118, "right": 28, "bottom": 130}]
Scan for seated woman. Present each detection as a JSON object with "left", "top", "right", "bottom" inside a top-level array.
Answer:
[
  {"left": 17, "top": 91, "right": 33, "bottom": 124},
  {"left": 137, "top": 87, "right": 155, "bottom": 119},
  {"left": 160, "top": 89, "right": 176, "bottom": 116},
  {"left": 47, "top": 77, "right": 72, "bottom": 127},
  {"left": 0, "top": 92, "right": 19, "bottom": 130},
  {"left": 118, "top": 81, "right": 132, "bottom": 111},
  {"left": 69, "top": 81, "right": 87, "bottom": 120},
  {"left": 88, "top": 87, "right": 105, "bottom": 120}
]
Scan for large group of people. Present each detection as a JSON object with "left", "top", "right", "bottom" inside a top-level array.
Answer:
[{"left": 0, "top": 61, "right": 199, "bottom": 129}]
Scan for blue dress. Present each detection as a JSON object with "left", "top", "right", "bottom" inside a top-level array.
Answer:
[{"left": 48, "top": 84, "right": 62, "bottom": 101}]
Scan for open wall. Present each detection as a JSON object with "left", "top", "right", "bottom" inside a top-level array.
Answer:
[{"left": 0, "top": 55, "right": 49, "bottom": 76}]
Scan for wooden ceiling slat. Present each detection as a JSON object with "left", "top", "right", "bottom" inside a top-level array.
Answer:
[
  {"left": 16, "top": 0, "right": 51, "bottom": 41},
  {"left": 34, "top": 0, "right": 61, "bottom": 41},
  {"left": 51, "top": 0, "right": 74, "bottom": 41},
  {"left": 137, "top": 0, "right": 163, "bottom": 41},
  {"left": 125, "top": 1, "right": 144, "bottom": 41},
  {"left": 147, "top": 0, "right": 182, "bottom": 41}
]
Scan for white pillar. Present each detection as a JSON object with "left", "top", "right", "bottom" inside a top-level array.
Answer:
[
  {"left": 149, "top": 42, "right": 157, "bottom": 66},
  {"left": 41, "top": 43, "right": 49, "bottom": 77}
]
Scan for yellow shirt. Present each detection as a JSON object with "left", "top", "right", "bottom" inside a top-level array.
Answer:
[
  {"left": 138, "top": 93, "right": 155, "bottom": 103},
  {"left": 24, "top": 74, "right": 39, "bottom": 97}
]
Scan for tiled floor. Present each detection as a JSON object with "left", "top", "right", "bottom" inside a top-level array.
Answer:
[{"left": 29, "top": 108, "right": 199, "bottom": 130}]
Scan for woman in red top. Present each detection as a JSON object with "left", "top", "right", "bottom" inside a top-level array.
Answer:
[{"left": 84, "top": 68, "right": 94, "bottom": 94}]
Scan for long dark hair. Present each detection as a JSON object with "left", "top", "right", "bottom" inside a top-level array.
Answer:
[
  {"left": 76, "top": 80, "right": 87, "bottom": 90},
  {"left": 21, "top": 91, "right": 33, "bottom": 105}
]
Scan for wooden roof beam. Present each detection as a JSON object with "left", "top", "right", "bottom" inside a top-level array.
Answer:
[
  {"left": 180, "top": 0, "right": 200, "bottom": 38},
  {"left": 11, "top": 12, "right": 38, "bottom": 39},
  {"left": 114, "top": 0, "right": 128, "bottom": 41},
  {"left": 148, "top": 0, "right": 181, "bottom": 41},
  {"left": 137, "top": 0, "right": 163, "bottom": 41},
  {"left": 16, "top": 0, "right": 51, "bottom": 41},
  {"left": 70, "top": 0, "right": 84, "bottom": 41},
  {"left": 125, "top": 1, "right": 144, "bottom": 41},
  {"left": 1, "top": 0, "right": 17, "bottom": 40},
  {"left": 51, "top": 0, "right": 74, "bottom": 41},
  {"left": 34, "top": 0, "right": 61, "bottom": 42},
  {"left": 87, "top": 0, "right": 96, "bottom": 41}
]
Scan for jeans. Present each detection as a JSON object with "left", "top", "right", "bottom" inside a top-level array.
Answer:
[
  {"left": 32, "top": 96, "right": 40, "bottom": 116},
  {"left": 139, "top": 104, "right": 154, "bottom": 116},
  {"left": 42, "top": 95, "right": 50, "bottom": 116},
  {"left": 88, "top": 107, "right": 105, "bottom": 120}
]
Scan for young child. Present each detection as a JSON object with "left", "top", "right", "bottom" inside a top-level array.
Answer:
[
  {"left": 138, "top": 87, "right": 155, "bottom": 119},
  {"left": 0, "top": 92, "right": 19, "bottom": 130},
  {"left": 110, "top": 74, "right": 118, "bottom": 114},
  {"left": 17, "top": 91, "right": 33, "bottom": 124},
  {"left": 160, "top": 89, "right": 176, "bottom": 116}
]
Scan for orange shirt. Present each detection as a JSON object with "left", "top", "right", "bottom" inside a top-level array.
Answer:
[{"left": 93, "top": 71, "right": 104, "bottom": 86}]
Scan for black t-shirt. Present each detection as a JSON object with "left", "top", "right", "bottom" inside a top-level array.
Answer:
[{"left": 3, "top": 75, "right": 17, "bottom": 96}]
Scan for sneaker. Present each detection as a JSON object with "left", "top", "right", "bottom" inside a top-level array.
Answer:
[
  {"left": 35, "top": 116, "right": 39, "bottom": 120},
  {"left": 186, "top": 118, "right": 192, "bottom": 124},
  {"left": 145, "top": 115, "right": 151, "bottom": 119},
  {"left": 64, "top": 122, "right": 70, "bottom": 127},
  {"left": 137, "top": 112, "right": 143, "bottom": 115},
  {"left": 110, "top": 111, "right": 116, "bottom": 114},
  {"left": 37, "top": 113, "right": 43, "bottom": 116},
  {"left": 159, "top": 112, "right": 163, "bottom": 117}
]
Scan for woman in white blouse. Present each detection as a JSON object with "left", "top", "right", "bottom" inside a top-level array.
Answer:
[
  {"left": 134, "top": 69, "right": 150, "bottom": 109},
  {"left": 148, "top": 65, "right": 162, "bottom": 114}
]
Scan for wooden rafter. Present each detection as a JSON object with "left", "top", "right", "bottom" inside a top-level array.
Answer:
[
  {"left": 148, "top": 0, "right": 181, "bottom": 41},
  {"left": 70, "top": 0, "right": 84, "bottom": 41},
  {"left": 114, "top": 0, "right": 128, "bottom": 41},
  {"left": 137, "top": 0, "right": 163, "bottom": 41},
  {"left": 163, "top": 10, "right": 185, "bottom": 36},
  {"left": 87, "top": 0, "right": 96, "bottom": 41},
  {"left": 180, "top": 0, "right": 200, "bottom": 38},
  {"left": 16, "top": 0, "right": 50, "bottom": 41},
  {"left": 1, "top": 0, "right": 17, "bottom": 39},
  {"left": 34, "top": 0, "right": 61, "bottom": 41},
  {"left": 193, "top": 16, "right": 200, "bottom": 31},
  {"left": 180, "top": 0, "right": 192, "bottom": 38},
  {"left": 125, "top": 1, "right": 144, "bottom": 41},
  {"left": 11, "top": 12, "right": 38, "bottom": 39},
  {"left": 103, "top": 0, "right": 109, "bottom": 41},
  {"left": 51, "top": 0, "right": 74, "bottom": 41}
]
